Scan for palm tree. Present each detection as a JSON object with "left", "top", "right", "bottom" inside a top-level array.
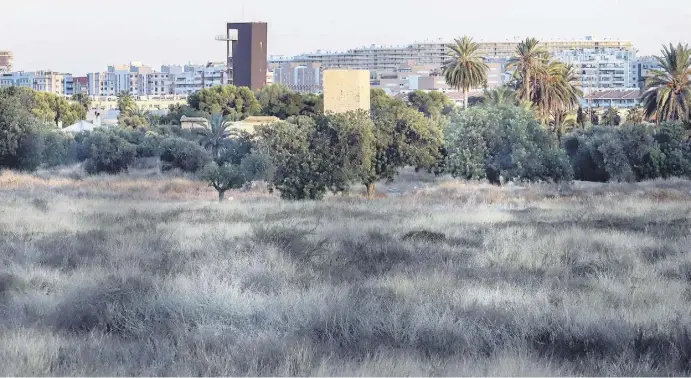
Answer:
[
  {"left": 531, "top": 62, "right": 582, "bottom": 128},
  {"left": 442, "top": 36, "right": 489, "bottom": 109},
  {"left": 196, "top": 112, "right": 238, "bottom": 161},
  {"left": 482, "top": 86, "right": 518, "bottom": 106},
  {"left": 507, "top": 38, "right": 549, "bottom": 102},
  {"left": 640, "top": 43, "right": 691, "bottom": 124},
  {"left": 116, "top": 91, "right": 135, "bottom": 114},
  {"left": 602, "top": 107, "right": 621, "bottom": 126},
  {"left": 625, "top": 106, "right": 645, "bottom": 124},
  {"left": 71, "top": 93, "right": 91, "bottom": 113}
]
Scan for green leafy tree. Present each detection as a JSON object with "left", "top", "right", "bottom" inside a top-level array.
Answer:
[
  {"left": 443, "top": 36, "right": 489, "bottom": 108},
  {"left": 641, "top": 43, "right": 691, "bottom": 124},
  {"left": 407, "top": 90, "right": 455, "bottom": 118},
  {"left": 202, "top": 163, "right": 247, "bottom": 202},
  {"left": 602, "top": 107, "right": 622, "bottom": 126},
  {"left": 159, "top": 137, "right": 211, "bottom": 172},
  {"left": 371, "top": 88, "right": 406, "bottom": 113},
  {"left": 366, "top": 104, "right": 444, "bottom": 197},
  {"left": 188, "top": 85, "right": 260, "bottom": 118},
  {"left": 256, "top": 111, "right": 373, "bottom": 200},
  {"left": 445, "top": 105, "right": 572, "bottom": 184},
  {"left": 81, "top": 131, "right": 136, "bottom": 174},
  {"left": 507, "top": 38, "right": 550, "bottom": 103}
]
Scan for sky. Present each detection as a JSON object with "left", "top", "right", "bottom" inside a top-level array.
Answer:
[{"left": 2, "top": 0, "right": 691, "bottom": 75}]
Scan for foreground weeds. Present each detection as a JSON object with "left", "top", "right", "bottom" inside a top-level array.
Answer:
[{"left": 1, "top": 173, "right": 691, "bottom": 376}]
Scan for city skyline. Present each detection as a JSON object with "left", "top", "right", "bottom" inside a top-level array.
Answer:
[{"left": 3, "top": 0, "right": 691, "bottom": 74}]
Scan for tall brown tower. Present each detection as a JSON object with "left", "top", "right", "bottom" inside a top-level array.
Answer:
[{"left": 226, "top": 22, "right": 267, "bottom": 91}]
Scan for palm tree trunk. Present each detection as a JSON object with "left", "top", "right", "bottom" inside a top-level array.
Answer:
[
  {"left": 463, "top": 89, "right": 468, "bottom": 109},
  {"left": 525, "top": 69, "right": 531, "bottom": 102}
]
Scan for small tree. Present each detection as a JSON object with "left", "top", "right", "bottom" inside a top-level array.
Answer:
[
  {"left": 366, "top": 104, "right": 444, "bottom": 197},
  {"left": 202, "top": 162, "right": 247, "bottom": 202}
]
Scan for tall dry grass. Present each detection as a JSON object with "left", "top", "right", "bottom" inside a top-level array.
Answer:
[{"left": 2, "top": 169, "right": 691, "bottom": 376}]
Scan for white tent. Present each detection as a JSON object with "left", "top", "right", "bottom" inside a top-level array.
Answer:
[{"left": 62, "top": 120, "right": 101, "bottom": 133}]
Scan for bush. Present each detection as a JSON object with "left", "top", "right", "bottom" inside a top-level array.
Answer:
[
  {"left": 41, "top": 130, "right": 77, "bottom": 167},
  {"left": 159, "top": 137, "right": 211, "bottom": 173},
  {"left": 240, "top": 150, "right": 275, "bottom": 182},
  {"left": 445, "top": 105, "right": 573, "bottom": 184},
  {"left": 82, "top": 131, "right": 136, "bottom": 174},
  {"left": 563, "top": 124, "right": 689, "bottom": 183}
]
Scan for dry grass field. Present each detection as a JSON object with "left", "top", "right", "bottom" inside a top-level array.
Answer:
[{"left": 1, "top": 168, "right": 691, "bottom": 376}]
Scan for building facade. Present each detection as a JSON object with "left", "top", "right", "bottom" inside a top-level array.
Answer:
[
  {"left": 323, "top": 70, "right": 370, "bottom": 113},
  {"left": 0, "top": 70, "right": 70, "bottom": 96},
  {"left": 634, "top": 56, "right": 662, "bottom": 89},
  {"left": 553, "top": 47, "right": 637, "bottom": 94},
  {"left": 0, "top": 51, "right": 13, "bottom": 72},
  {"left": 272, "top": 61, "right": 322, "bottom": 93},
  {"left": 227, "top": 22, "right": 268, "bottom": 90},
  {"left": 173, "top": 62, "right": 228, "bottom": 95}
]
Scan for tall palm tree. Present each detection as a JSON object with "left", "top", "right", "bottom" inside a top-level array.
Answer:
[
  {"left": 442, "top": 36, "right": 489, "bottom": 109},
  {"left": 532, "top": 62, "right": 582, "bottom": 128},
  {"left": 196, "top": 112, "right": 238, "bottom": 161},
  {"left": 507, "top": 38, "right": 549, "bottom": 103},
  {"left": 625, "top": 106, "right": 645, "bottom": 124},
  {"left": 640, "top": 43, "right": 691, "bottom": 124},
  {"left": 602, "top": 107, "right": 621, "bottom": 126},
  {"left": 482, "top": 86, "right": 518, "bottom": 106}
]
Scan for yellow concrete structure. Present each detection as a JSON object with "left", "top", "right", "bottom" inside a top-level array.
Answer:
[{"left": 323, "top": 70, "right": 370, "bottom": 113}]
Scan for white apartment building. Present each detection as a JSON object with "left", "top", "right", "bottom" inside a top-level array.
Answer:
[
  {"left": 0, "top": 70, "right": 70, "bottom": 96},
  {"left": 173, "top": 63, "right": 227, "bottom": 96},
  {"left": 275, "top": 37, "right": 636, "bottom": 93},
  {"left": 554, "top": 47, "right": 637, "bottom": 94}
]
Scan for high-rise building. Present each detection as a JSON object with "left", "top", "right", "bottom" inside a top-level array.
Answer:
[
  {"left": 227, "top": 22, "right": 268, "bottom": 90},
  {"left": 634, "top": 56, "right": 662, "bottom": 89},
  {"left": 0, "top": 51, "right": 13, "bottom": 72},
  {"left": 553, "top": 47, "right": 638, "bottom": 93}
]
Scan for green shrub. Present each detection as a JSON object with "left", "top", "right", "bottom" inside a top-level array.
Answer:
[
  {"left": 159, "top": 137, "right": 211, "bottom": 173},
  {"left": 240, "top": 150, "right": 275, "bottom": 182},
  {"left": 563, "top": 124, "right": 688, "bottom": 182},
  {"left": 445, "top": 105, "right": 572, "bottom": 184},
  {"left": 82, "top": 132, "right": 136, "bottom": 174},
  {"left": 41, "top": 130, "right": 77, "bottom": 167}
]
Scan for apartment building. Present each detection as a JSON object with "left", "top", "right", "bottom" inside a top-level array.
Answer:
[
  {"left": 554, "top": 47, "right": 637, "bottom": 94},
  {"left": 634, "top": 56, "right": 662, "bottom": 89},
  {"left": 0, "top": 51, "right": 13, "bottom": 72},
  {"left": 0, "top": 70, "right": 69, "bottom": 96},
  {"left": 72, "top": 77, "right": 89, "bottom": 95},
  {"left": 276, "top": 37, "right": 635, "bottom": 93},
  {"left": 272, "top": 61, "right": 322, "bottom": 93},
  {"left": 173, "top": 62, "right": 228, "bottom": 95},
  {"left": 0, "top": 71, "right": 34, "bottom": 89}
]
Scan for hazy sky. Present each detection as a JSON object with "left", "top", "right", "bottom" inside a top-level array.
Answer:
[{"left": 3, "top": 0, "right": 691, "bottom": 75}]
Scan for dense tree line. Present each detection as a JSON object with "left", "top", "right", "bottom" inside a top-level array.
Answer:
[{"left": 2, "top": 35, "right": 691, "bottom": 201}]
